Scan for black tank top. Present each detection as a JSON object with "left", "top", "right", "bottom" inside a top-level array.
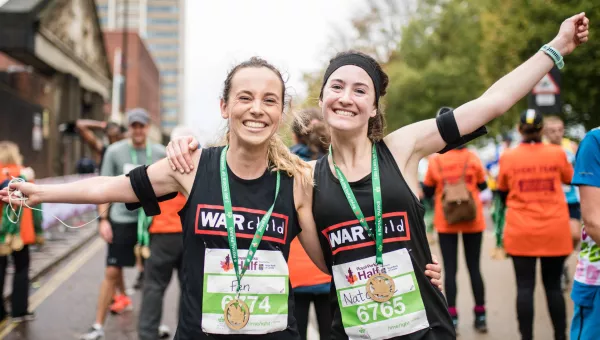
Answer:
[
  {"left": 175, "top": 146, "right": 301, "bottom": 340},
  {"left": 313, "top": 141, "right": 455, "bottom": 340}
]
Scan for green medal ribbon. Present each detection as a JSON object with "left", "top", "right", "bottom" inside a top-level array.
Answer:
[
  {"left": 129, "top": 142, "right": 153, "bottom": 248},
  {"left": 220, "top": 145, "right": 280, "bottom": 295},
  {"left": 329, "top": 143, "right": 384, "bottom": 265}
]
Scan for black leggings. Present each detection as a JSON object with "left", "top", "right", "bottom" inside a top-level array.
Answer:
[
  {"left": 512, "top": 256, "right": 567, "bottom": 340},
  {"left": 438, "top": 232, "right": 485, "bottom": 308},
  {"left": 294, "top": 292, "right": 331, "bottom": 340}
]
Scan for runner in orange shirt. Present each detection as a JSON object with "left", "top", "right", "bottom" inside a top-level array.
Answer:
[
  {"left": 497, "top": 109, "right": 573, "bottom": 340},
  {"left": 423, "top": 107, "right": 488, "bottom": 333}
]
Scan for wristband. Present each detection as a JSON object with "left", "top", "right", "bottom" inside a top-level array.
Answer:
[{"left": 540, "top": 44, "right": 564, "bottom": 69}]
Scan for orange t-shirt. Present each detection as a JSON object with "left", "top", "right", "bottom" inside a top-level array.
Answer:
[
  {"left": 149, "top": 193, "right": 186, "bottom": 234},
  {"left": 288, "top": 237, "right": 331, "bottom": 289},
  {"left": 497, "top": 143, "right": 574, "bottom": 257},
  {"left": 424, "top": 149, "right": 486, "bottom": 234},
  {"left": 0, "top": 164, "right": 35, "bottom": 245}
]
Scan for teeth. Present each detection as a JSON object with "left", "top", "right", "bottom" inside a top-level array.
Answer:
[
  {"left": 244, "top": 121, "right": 266, "bottom": 128},
  {"left": 335, "top": 110, "right": 356, "bottom": 117}
]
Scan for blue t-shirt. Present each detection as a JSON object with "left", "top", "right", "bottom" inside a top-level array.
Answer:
[
  {"left": 571, "top": 128, "right": 600, "bottom": 306},
  {"left": 563, "top": 148, "right": 580, "bottom": 204}
]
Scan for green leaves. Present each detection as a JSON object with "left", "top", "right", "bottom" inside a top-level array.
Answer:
[{"left": 302, "top": 0, "right": 599, "bottom": 135}]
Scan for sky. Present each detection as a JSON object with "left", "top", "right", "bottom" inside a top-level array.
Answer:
[{"left": 183, "top": 0, "right": 362, "bottom": 146}]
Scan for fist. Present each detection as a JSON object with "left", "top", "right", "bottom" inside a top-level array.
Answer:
[{"left": 551, "top": 12, "right": 590, "bottom": 56}]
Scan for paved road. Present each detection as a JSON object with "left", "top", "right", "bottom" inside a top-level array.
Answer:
[{"left": 0, "top": 232, "right": 579, "bottom": 340}]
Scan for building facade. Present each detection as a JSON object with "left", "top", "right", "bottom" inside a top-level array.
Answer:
[
  {"left": 103, "top": 31, "right": 161, "bottom": 141},
  {"left": 96, "top": 0, "right": 184, "bottom": 133}
]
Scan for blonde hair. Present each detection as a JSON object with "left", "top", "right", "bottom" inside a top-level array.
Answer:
[
  {"left": 0, "top": 141, "right": 23, "bottom": 166},
  {"left": 221, "top": 57, "right": 313, "bottom": 189}
]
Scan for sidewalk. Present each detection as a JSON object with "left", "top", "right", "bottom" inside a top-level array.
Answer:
[{"left": 3, "top": 212, "right": 99, "bottom": 299}]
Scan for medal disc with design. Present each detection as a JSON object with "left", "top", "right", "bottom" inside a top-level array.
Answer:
[
  {"left": 11, "top": 237, "right": 23, "bottom": 252},
  {"left": 134, "top": 244, "right": 141, "bottom": 257},
  {"left": 224, "top": 299, "right": 250, "bottom": 330},
  {"left": 366, "top": 273, "right": 395, "bottom": 302},
  {"left": 140, "top": 246, "right": 151, "bottom": 259}
]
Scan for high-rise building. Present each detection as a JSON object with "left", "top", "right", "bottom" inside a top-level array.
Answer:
[{"left": 95, "top": 0, "right": 184, "bottom": 134}]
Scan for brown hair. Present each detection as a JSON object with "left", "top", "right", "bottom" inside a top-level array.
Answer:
[
  {"left": 221, "top": 57, "right": 313, "bottom": 187},
  {"left": 319, "top": 51, "right": 389, "bottom": 142},
  {"left": 307, "top": 121, "right": 330, "bottom": 158}
]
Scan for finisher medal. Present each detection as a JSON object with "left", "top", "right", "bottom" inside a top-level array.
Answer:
[
  {"left": 366, "top": 273, "right": 396, "bottom": 302},
  {"left": 223, "top": 299, "right": 250, "bottom": 330}
]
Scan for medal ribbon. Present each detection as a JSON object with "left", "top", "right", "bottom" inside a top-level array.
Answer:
[
  {"left": 130, "top": 142, "right": 153, "bottom": 247},
  {"left": 220, "top": 145, "right": 281, "bottom": 295},
  {"left": 329, "top": 143, "right": 384, "bottom": 265}
]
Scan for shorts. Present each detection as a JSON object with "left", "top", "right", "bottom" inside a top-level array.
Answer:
[
  {"left": 568, "top": 203, "right": 582, "bottom": 220},
  {"left": 106, "top": 220, "right": 138, "bottom": 268},
  {"left": 570, "top": 282, "right": 600, "bottom": 340}
]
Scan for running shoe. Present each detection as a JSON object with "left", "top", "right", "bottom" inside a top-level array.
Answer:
[
  {"left": 474, "top": 312, "right": 488, "bottom": 333},
  {"left": 110, "top": 294, "right": 133, "bottom": 314},
  {"left": 11, "top": 312, "right": 35, "bottom": 322},
  {"left": 159, "top": 324, "right": 171, "bottom": 339},
  {"left": 80, "top": 324, "right": 104, "bottom": 340}
]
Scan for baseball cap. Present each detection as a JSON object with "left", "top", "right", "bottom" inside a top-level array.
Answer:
[
  {"left": 127, "top": 108, "right": 150, "bottom": 126},
  {"left": 519, "top": 109, "right": 543, "bottom": 128}
]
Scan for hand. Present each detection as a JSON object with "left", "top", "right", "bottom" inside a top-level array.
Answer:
[
  {"left": 425, "top": 255, "right": 443, "bottom": 292},
  {"left": 98, "top": 219, "right": 113, "bottom": 243},
  {"left": 0, "top": 181, "right": 41, "bottom": 206},
  {"left": 550, "top": 12, "right": 589, "bottom": 56},
  {"left": 166, "top": 136, "right": 200, "bottom": 173}
]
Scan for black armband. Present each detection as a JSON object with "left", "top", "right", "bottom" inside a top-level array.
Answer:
[
  {"left": 124, "top": 165, "right": 178, "bottom": 216},
  {"left": 436, "top": 110, "right": 488, "bottom": 154}
]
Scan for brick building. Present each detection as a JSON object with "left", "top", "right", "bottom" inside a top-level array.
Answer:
[{"left": 103, "top": 31, "right": 161, "bottom": 141}]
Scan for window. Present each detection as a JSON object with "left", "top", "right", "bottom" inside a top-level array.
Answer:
[
  {"left": 150, "top": 44, "right": 178, "bottom": 51},
  {"left": 157, "top": 56, "right": 178, "bottom": 63},
  {"left": 99, "top": 17, "right": 108, "bottom": 26},
  {"left": 162, "top": 108, "right": 177, "bottom": 116},
  {"left": 161, "top": 70, "right": 178, "bottom": 76},
  {"left": 149, "top": 18, "right": 178, "bottom": 25},
  {"left": 97, "top": 4, "right": 108, "bottom": 11},
  {"left": 148, "top": 31, "right": 178, "bottom": 38},
  {"left": 162, "top": 82, "right": 177, "bottom": 88},
  {"left": 148, "top": 6, "right": 178, "bottom": 13},
  {"left": 162, "top": 95, "right": 177, "bottom": 102}
]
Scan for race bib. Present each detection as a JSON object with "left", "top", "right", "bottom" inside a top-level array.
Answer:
[
  {"left": 201, "top": 248, "right": 289, "bottom": 334},
  {"left": 332, "top": 249, "right": 429, "bottom": 339}
]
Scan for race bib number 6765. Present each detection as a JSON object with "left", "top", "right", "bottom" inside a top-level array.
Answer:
[{"left": 332, "top": 249, "right": 429, "bottom": 339}]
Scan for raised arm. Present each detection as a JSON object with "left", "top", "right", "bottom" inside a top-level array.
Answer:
[
  {"left": 386, "top": 13, "right": 589, "bottom": 163},
  {"left": 75, "top": 119, "right": 106, "bottom": 154}
]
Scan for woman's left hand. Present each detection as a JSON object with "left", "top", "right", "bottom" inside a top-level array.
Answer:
[
  {"left": 425, "top": 255, "right": 443, "bottom": 292},
  {"left": 550, "top": 12, "right": 589, "bottom": 56}
]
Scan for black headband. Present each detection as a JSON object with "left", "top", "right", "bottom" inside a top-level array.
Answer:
[{"left": 321, "top": 54, "right": 382, "bottom": 105}]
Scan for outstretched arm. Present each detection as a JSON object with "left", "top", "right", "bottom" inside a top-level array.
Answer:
[
  {"left": 386, "top": 13, "right": 589, "bottom": 162},
  {"left": 0, "top": 158, "right": 184, "bottom": 206}
]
